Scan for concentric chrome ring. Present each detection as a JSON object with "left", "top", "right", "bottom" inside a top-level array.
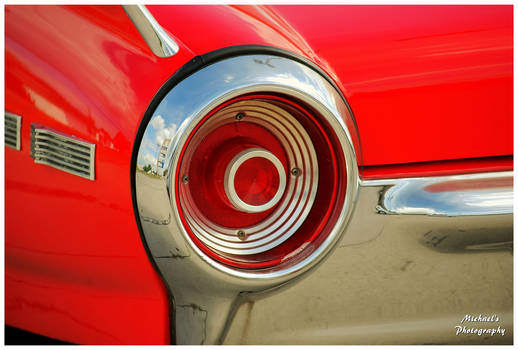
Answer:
[
  {"left": 178, "top": 98, "right": 319, "bottom": 256},
  {"left": 224, "top": 148, "right": 286, "bottom": 213}
]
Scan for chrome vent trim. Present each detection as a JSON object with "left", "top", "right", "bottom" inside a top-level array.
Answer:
[
  {"left": 30, "top": 124, "right": 95, "bottom": 180},
  {"left": 5, "top": 112, "right": 21, "bottom": 150}
]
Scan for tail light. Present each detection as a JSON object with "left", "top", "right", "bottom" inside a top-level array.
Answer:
[
  {"left": 176, "top": 94, "right": 346, "bottom": 269},
  {"left": 135, "top": 53, "right": 360, "bottom": 344}
]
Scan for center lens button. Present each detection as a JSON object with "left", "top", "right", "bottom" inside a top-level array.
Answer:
[{"left": 224, "top": 148, "right": 286, "bottom": 213}]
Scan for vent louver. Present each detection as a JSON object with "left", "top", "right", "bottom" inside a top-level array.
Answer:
[
  {"left": 5, "top": 112, "right": 22, "bottom": 150},
  {"left": 30, "top": 124, "right": 96, "bottom": 180}
]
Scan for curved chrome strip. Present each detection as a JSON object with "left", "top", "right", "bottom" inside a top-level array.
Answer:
[
  {"left": 362, "top": 171, "right": 513, "bottom": 217},
  {"left": 339, "top": 171, "right": 513, "bottom": 249},
  {"left": 122, "top": 5, "right": 179, "bottom": 58}
]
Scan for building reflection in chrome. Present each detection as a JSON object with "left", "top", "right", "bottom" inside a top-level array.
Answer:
[{"left": 157, "top": 137, "right": 171, "bottom": 174}]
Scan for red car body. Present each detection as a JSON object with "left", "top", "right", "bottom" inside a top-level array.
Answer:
[{"left": 5, "top": 5, "right": 513, "bottom": 344}]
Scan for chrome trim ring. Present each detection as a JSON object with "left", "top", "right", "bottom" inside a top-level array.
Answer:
[{"left": 224, "top": 148, "right": 286, "bottom": 213}]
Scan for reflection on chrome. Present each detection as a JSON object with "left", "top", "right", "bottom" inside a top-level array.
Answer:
[{"left": 364, "top": 172, "right": 513, "bottom": 217}]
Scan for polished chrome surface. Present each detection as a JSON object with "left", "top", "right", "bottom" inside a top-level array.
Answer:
[
  {"left": 134, "top": 54, "right": 359, "bottom": 344},
  {"left": 122, "top": 5, "right": 178, "bottom": 58},
  {"left": 178, "top": 99, "right": 320, "bottom": 256},
  {"left": 224, "top": 148, "right": 286, "bottom": 213},
  {"left": 5, "top": 112, "right": 21, "bottom": 150},
  {"left": 224, "top": 171, "right": 513, "bottom": 344},
  {"left": 363, "top": 171, "right": 513, "bottom": 217},
  {"left": 30, "top": 124, "right": 96, "bottom": 180}
]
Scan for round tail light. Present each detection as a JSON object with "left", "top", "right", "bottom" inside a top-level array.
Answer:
[
  {"left": 135, "top": 53, "right": 360, "bottom": 344},
  {"left": 176, "top": 94, "right": 346, "bottom": 269}
]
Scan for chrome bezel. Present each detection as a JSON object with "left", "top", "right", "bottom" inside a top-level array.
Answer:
[
  {"left": 136, "top": 54, "right": 359, "bottom": 280},
  {"left": 134, "top": 54, "right": 360, "bottom": 344}
]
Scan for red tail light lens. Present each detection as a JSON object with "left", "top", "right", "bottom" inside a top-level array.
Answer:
[
  {"left": 176, "top": 94, "right": 346, "bottom": 269},
  {"left": 226, "top": 148, "right": 286, "bottom": 212},
  {"left": 233, "top": 155, "right": 281, "bottom": 206}
]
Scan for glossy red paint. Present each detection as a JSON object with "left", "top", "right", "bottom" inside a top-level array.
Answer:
[
  {"left": 5, "top": 5, "right": 195, "bottom": 344},
  {"left": 5, "top": 4, "right": 513, "bottom": 345},
  {"left": 149, "top": 5, "right": 513, "bottom": 166},
  {"left": 361, "top": 156, "right": 513, "bottom": 180}
]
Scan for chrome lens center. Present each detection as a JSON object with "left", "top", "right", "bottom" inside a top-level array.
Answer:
[{"left": 224, "top": 148, "right": 286, "bottom": 213}]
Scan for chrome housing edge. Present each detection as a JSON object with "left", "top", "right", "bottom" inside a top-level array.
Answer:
[{"left": 134, "top": 54, "right": 360, "bottom": 344}]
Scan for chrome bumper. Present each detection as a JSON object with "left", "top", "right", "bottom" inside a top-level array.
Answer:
[{"left": 342, "top": 171, "right": 513, "bottom": 249}]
